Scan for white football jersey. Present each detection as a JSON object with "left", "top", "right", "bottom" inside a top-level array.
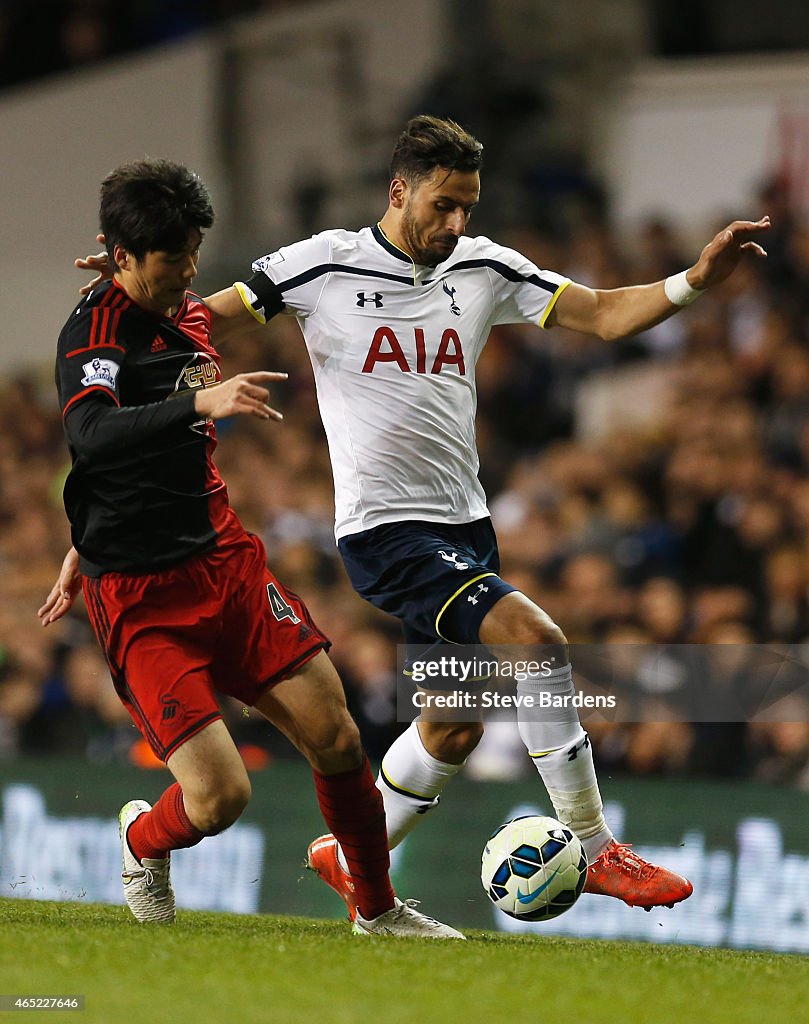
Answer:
[{"left": 240, "top": 225, "right": 570, "bottom": 539}]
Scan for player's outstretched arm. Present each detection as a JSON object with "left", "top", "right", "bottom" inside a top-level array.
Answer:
[
  {"left": 73, "top": 238, "right": 267, "bottom": 347},
  {"left": 547, "top": 216, "right": 770, "bottom": 341},
  {"left": 204, "top": 286, "right": 269, "bottom": 347},
  {"left": 74, "top": 254, "right": 263, "bottom": 350},
  {"left": 38, "top": 546, "right": 81, "bottom": 626},
  {"left": 192, "top": 370, "right": 287, "bottom": 421}
]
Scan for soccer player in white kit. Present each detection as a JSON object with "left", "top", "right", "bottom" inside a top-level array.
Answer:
[{"left": 73, "top": 116, "right": 769, "bottom": 924}]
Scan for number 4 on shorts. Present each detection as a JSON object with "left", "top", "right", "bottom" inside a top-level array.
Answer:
[{"left": 266, "top": 582, "right": 301, "bottom": 624}]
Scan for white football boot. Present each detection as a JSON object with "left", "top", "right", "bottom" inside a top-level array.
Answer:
[
  {"left": 352, "top": 898, "right": 465, "bottom": 939},
  {"left": 119, "top": 800, "right": 175, "bottom": 923}
]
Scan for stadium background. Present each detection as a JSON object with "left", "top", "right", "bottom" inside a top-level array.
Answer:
[{"left": 2, "top": 0, "right": 809, "bottom": 952}]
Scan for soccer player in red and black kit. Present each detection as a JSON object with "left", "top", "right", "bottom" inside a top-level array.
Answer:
[{"left": 40, "top": 159, "right": 462, "bottom": 937}]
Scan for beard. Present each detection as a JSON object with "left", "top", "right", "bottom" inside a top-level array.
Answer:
[{"left": 400, "top": 206, "right": 459, "bottom": 267}]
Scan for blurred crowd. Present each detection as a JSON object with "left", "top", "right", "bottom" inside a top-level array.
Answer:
[
  {"left": 0, "top": 0, "right": 309, "bottom": 91},
  {"left": 3, "top": 176, "right": 809, "bottom": 790}
]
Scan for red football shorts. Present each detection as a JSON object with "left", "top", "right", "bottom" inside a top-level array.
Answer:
[{"left": 82, "top": 531, "right": 330, "bottom": 761}]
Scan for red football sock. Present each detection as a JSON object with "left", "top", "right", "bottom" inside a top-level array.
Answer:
[
  {"left": 313, "top": 756, "right": 395, "bottom": 920},
  {"left": 127, "top": 783, "right": 205, "bottom": 862}
]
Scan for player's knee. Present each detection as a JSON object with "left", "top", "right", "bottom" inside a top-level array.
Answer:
[
  {"left": 195, "top": 775, "right": 252, "bottom": 835},
  {"left": 482, "top": 595, "right": 569, "bottom": 662},
  {"left": 304, "top": 713, "right": 363, "bottom": 774},
  {"left": 424, "top": 721, "right": 484, "bottom": 762},
  {"left": 513, "top": 611, "right": 568, "bottom": 662}
]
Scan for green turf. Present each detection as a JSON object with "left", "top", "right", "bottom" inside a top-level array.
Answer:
[{"left": 0, "top": 897, "right": 804, "bottom": 1024}]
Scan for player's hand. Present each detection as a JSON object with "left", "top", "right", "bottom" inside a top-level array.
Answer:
[
  {"left": 38, "top": 547, "right": 81, "bottom": 626},
  {"left": 193, "top": 371, "right": 288, "bottom": 422},
  {"left": 686, "top": 216, "right": 770, "bottom": 290},
  {"left": 75, "top": 233, "right": 112, "bottom": 295}
]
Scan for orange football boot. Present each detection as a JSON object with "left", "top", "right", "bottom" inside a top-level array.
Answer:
[
  {"left": 584, "top": 841, "right": 693, "bottom": 910},
  {"left": 306, "top": 834, "right": 359, "bottom": 921}
]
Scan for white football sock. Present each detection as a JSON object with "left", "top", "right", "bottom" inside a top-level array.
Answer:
[
  {"left": 516, "top": 665, "right": 612, "bottom": 860},
  {"left": 377, "top": 719, "right": 465, "bottom": 848}
]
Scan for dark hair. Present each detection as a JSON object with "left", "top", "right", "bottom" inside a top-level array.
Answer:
[
  {"left": 100, "top": 159, "right": 214, "bottom": 268},
  {"left": 389, "top": 115, "right": 483, "bottom": 184}
]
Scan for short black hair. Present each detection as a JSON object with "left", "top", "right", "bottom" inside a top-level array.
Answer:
[
  {"left": 390, "top": 115, "right": 483, "bottom": 184},
  {"left": 100, "top": 159, "right": 214, "bottom": 269}
]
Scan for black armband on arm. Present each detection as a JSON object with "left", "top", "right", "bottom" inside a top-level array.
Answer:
[
  {"left": 64, "top": 392, "right": 199, "bottom": 458},
  {"left": 234, "top": 272, "right": 285, "bottom": 324}
]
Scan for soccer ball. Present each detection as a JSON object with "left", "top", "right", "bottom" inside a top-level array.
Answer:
[{"left": 481, "top": 815, "right": 588, "bottom": 921}]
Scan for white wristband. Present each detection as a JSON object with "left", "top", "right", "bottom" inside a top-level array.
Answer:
[{"left": 664, "top": 270, "right": 703, "bottom": 306}]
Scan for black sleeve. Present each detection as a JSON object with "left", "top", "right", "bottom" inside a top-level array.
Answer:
[{"left": 64, "top": 391, "right": 199, "bottom": 458}]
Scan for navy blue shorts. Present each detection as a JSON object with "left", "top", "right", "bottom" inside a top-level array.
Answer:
[{"left": 338, "top": 518, "right": 517, "bottom": 646}]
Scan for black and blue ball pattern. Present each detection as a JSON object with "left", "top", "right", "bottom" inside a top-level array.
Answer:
[{"left": 481, "top": 815, "right": 588, "bottom": 921}]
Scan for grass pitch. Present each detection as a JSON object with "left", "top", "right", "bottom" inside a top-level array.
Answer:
[{"left": 0, "top": 898, "right": 805, "bottom": 1024}]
